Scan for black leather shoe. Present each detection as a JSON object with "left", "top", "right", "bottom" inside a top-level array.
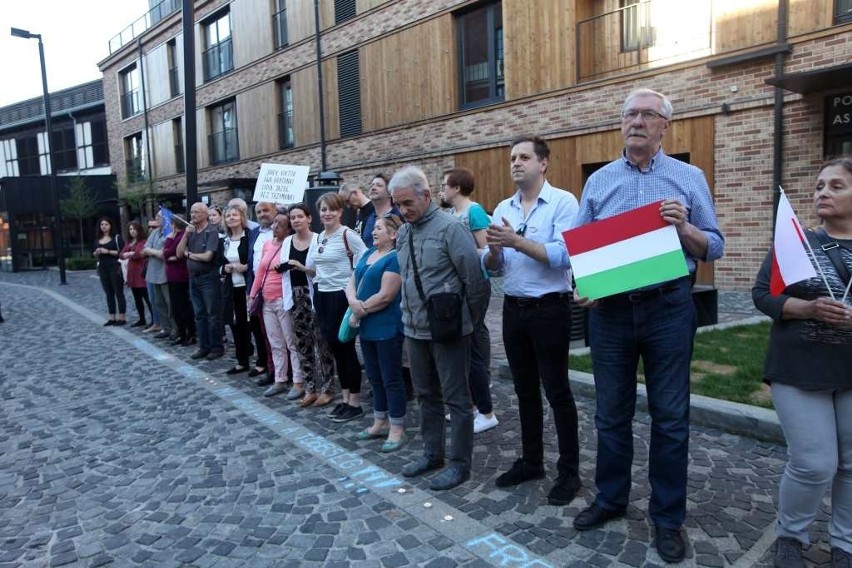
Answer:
[
  {"left": 429, "top": 466, "right": 470, "bottom": 491},
  {"left": 206, "top": 350, "right": 225, "bottom": 361},
  {"left": 402, "top": 456, "right": 444, "bottom": 478},
  {"left": 573, "top": 503, "right": 626, "bottom": 531},
  {"left": 547, "top": 475, "right": 582, "bottom": 506},
  {"left": 655, "top": 527, "right": 686, "bottom": 563},
  {"left": 190, "top": 349, "right": 210, "bottom": 360},
  {"left": 248, "top": 367, "right": 266, "bottom": 378},
  {"left": 495, "top": 459, "right": 545, "bottom": 488},
  {"left": 255, "top": 375, "right": 274, "bottom": 387}
]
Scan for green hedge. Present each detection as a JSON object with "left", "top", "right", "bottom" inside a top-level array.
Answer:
[{"left": 66, "top": 257, "right": 98, "bottom": 271}]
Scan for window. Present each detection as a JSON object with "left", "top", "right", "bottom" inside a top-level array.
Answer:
[
  {"left": 202, "top": 10, "right": 233, "bottom": 81},
  {"left": 620, "top": 0, "right": 655, "bottom": 52},
  {"left": 76, "top": 119, "right": 109, "bottom": 169},
  {"left": 457, "top": 2, "right": 504, "bottom": 109},
  {"left": 1, "top": 139, "right": 18, "bottom": 177},
  {"left": 16, "top": 136, "right": 39, "bottom": 176},
  {"left": 125, "top": 133, "right": 146, "bottom": 182},
  {"left": 167, "top": 39, "right": 180, "bottom": 97},
  {"left": 334, "top": 0, "right": 356, "bottom": 24},
  {"left": 173, "top": 118, "right": 185, "bottom": 173},
  {"left": 208, "top": 99, "right": 239, "bottom": 164},
  {"left": 337, "top": 51, "right": 362, "bottom": 137},
  {"left": 837, "top": 0, "right": 852, "bottom": 24},
  {"left": 278, "top": 78, "right": 294, "bottom": 149},
  {"left": 273, "top": 0, "right": 288, "bottom": 49},
  {"left": 51, "top": 124, "right": 77, "bottom": 172},
  {"left": 120, "top": 63, "right": 142, "bottom": 118}
]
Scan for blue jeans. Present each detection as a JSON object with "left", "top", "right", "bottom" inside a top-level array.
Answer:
[
  {"left": 588, "top": 277, "right": 696, "bottom": 529},
  {"left": 361, "top": 334, "right": 406, "bottom": 426},
  {"left": 146, "top": 281, "right": 159, "bottom": 324},
  {"left": 189, "top": 271, "right": 223, "bottom": 352}
]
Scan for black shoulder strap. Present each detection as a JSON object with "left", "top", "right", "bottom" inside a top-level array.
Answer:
[
  {"left": 811, "top": 228, "right": 851, "bottom": 286},
  {"left": 408, "top": 229, "right": 427, "bottom": 302}
]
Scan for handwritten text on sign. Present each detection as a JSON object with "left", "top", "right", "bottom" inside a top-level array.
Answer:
[{"left": 253, "top": 163, "right": 309, "bottom": 204}]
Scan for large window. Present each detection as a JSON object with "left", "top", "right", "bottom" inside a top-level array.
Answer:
[
  {"left": 208, "top": 99, "right": 238, "bottom": 164},
  {"left": 120, "top": 64, "right": 142, "bottom": 119},
  {"left": 76, "top": 119, "right": 109, "bottom": 170},
  {"left": 1, "top": 139, "right": 18, "bottom": 177},
  {"left": 273, "top": 0, "right": 288, "bottom": 49},
  {"left": 16, "top": 136, "right": 39, "bottom": 176},
  {"left": 173, "top": 118, "right": 185, "bottom": 173},
  {"left": 124, "top": 133, "right": 146, "bottom": 182},
  {"left": 620, "top": 0, "right": 655, "bottom": 52},
  {"left": 837, "top": 0, "right": 852, "bottom": 24},
  {"left": 278, "top": 78, "right": 294, "bottom": 149},
  {"left": 167, "top": 39, "right": 180, "bottom": 97},
  {"left": 202, "top": 10, "right": 233, "bottom": 81},
  {"left": 50, "top": 124, "right": 77, "bottom": 172},
  {"left": 457, "top": 2, "right": 504, "bottom": 109}
]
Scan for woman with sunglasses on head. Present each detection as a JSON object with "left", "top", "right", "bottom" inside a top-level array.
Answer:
[
  {"left": 262, "top": 203, "right": 335, "bottom": 400},
  {"left": 298, "top": 193, "right": 366, "bottom": 416},
  {"left": 120, "top": 220, "right": 152, "bottom": 327},
  {"left": 93, "top": 216, "right": 127, "bottom": 326},
  {"left": 346, "top": 213, "right": 407, "bottom": 450},
  {"left": 208, "top": 205, "right": 226, "bottom": 238},
  {"left": 220, "top": 205, "right": 253, "bottom": 374}
]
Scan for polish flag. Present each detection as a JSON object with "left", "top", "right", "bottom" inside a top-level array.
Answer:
[{"left": 770, "top": 191, "right": 817, "bottom": 296}]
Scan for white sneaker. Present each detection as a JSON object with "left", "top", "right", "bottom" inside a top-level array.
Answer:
[{"left": 474, "top": 413, "right": 499, "bottom": 434}]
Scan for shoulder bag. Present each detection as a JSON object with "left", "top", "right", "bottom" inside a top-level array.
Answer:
[{"left": 408, "top": 230, "right": 463, "bottom": 342}]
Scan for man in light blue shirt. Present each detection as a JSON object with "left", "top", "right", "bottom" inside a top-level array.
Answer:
[
  {"left": 572, "top": 89, "right": 724, "bottom": 564},
  {"left": 483, "top": 135, "right": 582, "bottom": 508}
]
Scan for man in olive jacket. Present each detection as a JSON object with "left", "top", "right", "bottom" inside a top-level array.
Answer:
[{"left": 391, "top": 166, "right": 488, "bottom": 491}]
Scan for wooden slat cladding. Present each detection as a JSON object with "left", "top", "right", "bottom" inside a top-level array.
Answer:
[
  {"left": 788, "top": 0, "right": 834, "bottom": 36},
  {"left": 361, "top": 15, "right": 456, "bottom": 132},
  {"left": 714, "top": 0, "right": 778, "bottom": 52},
  {"left": 236, "top": 83, "right": 278, "bottom": 158},
  {"left": 144, "top": 43, "right": 171, "bottom": 107},
  {"left": 289, "top": 0, "right": 318, "bottom": 44},
  {"left": 455, "top": 116, "right": 716, "bottom": 284},
  {"left": 231, "top": 0, "right": 274, "bottom": 67},
  {"left": 503, "top": 0, "right": 575, "bottom": 99},
  {"left": 291, "top": 60, "right": 339, "bottom": 146},
  {"left": 150, "top": 121, "right": 177, "bottom": 177}
]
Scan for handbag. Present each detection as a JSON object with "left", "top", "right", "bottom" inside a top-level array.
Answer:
[
  {"left": 338, "top": 255, "right": 373, "bottom": 343},
  {"left": 408, "top": 230, "right": 463, "bottom": 342},
  {"left": 249, "top": 242, "right": 283, "bottom": 316}
]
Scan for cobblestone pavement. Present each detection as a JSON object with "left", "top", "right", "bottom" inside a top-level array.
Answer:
[{"left": 0, "top": 269, "right": 834, "bottom": 566}]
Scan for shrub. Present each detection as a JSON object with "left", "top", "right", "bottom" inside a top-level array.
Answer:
[{"left": 66, "top": 257, "right": 98, "bottom": 271}]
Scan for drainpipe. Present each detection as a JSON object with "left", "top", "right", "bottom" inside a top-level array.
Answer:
[
  {"left": 771, "top": 0, "right": 789, "bottom": 225},
  {"left": 137, "top": 38, "right": 154, "bottom": 215},
  {"left": 183, "top": 0, "right": 198, "bottom": 207},
  {"left": 314, "top": 0, "right": 328, "bottom": 171}
]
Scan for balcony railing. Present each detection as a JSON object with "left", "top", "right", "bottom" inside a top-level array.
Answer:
[
  {"left": 168, "top": 66, "right": 180, "bottom": 98},
  {"left": 576, "top": 0, "right": 786, "bottom": 83},
  {"left": 278, "top": 111, "right": 294, "bottom": 149},
  {"left": 109, "top": 0, "right": 181, "bottom": 54},
  {"left": 125, "top": 158, "right": 146, "bottom": 183},
  {"left": 120, "top": 90, "right": 141, "bottom": 119},
  {"left": 174, "top": 143, "right": 185, "bottom": 173},
  {"left": 202, "top": 38, "right": 234, "bottom": 82},
  {"left": 208, "top": 129, "right": 239, "bottom": 165}
]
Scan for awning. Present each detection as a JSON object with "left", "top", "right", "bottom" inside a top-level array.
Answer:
[
  {"left": 765, "top": 63, "right": 852, "bottom": 94},
  {"left": 197, "top": 177, "right": 258, "bottom": 191}
]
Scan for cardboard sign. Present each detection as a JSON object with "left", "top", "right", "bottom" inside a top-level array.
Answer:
[{"left": 253, "top": 163, "right": 310, "bottom": 204}]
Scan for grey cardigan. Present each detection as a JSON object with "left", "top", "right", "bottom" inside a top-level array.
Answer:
[{"left": 396, "top": 203, "right": 488, "bottom": 340}]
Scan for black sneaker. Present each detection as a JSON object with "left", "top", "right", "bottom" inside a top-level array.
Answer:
[
  {"left": 331, "top": 405, "right": 364, "bottom": 423},
  {"left": 495, "top": 459, "right": 545, "bottom": 488},
  {"left": 328, "top": 403, "right": 347, "bottom": 418},
  {"left": 547, "top": 475, "right": 582, "bottom": 506}
]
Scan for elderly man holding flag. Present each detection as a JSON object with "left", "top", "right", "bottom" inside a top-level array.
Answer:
[
  {"left": 753, "top": 157, "right": 852, "bottom": 568},
  {"left": 570, "top": 88, "right": 724, "bottom": 564}
]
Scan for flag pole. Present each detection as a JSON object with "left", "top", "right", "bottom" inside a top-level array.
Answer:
[
  {"left": 842, "top": 276, "right": 852, "bottom": 304},
  {"left": 781, "top": 186, "right": 837, "bottom": 301}
]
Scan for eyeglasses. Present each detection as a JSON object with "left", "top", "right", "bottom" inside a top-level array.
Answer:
[
  {"left": 317, "top": 237, "right": 329, "bottom": 254},
  {"left": 621, "top": 109, "right": 668, "bottom": 121},
  {"left": 516, "top": 223, "right": 527, "bottom": 237}
]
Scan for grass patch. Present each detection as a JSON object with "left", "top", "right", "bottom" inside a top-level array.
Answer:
[{"left": 570, "top": 322, "right": 772, "bottom": 408}]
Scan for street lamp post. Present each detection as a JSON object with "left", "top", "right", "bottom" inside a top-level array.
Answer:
[{"left": 11, "top": 27, "right": 67, "bottom": 284}]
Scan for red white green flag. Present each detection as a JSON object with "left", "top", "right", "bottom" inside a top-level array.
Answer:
[{"left": 563, "top": 200, "right": 689, "bottom": 300}]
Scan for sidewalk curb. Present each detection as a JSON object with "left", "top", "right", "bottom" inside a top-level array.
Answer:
[{"left": 494, "top": 362, "right": 784, "bottom": 444}]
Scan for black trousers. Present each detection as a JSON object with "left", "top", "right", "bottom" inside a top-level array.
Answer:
[
  {"left": 168, "top": 281, "right": 196, "bottom": 340},
  {"left": 502, "top": 294, "right": 579, "bottom": 479},
  {"left": 98, "top": 265, "right": 126, "bottom": 315},
  {"left": 131, "top": 286, "right": 152, "bottom": 323}
]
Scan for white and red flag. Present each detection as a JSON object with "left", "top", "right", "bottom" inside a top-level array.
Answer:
[{"left": 770, "top": 190, "right": 817, "bottom": 296}]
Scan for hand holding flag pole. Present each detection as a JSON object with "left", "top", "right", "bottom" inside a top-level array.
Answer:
[{"left": 775, "top": 187, "right": 834, "bottom": 299}]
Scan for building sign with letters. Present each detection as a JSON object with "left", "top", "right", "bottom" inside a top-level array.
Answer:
[
  {"left": 827, "top": 93, "right": 852, "bottom": 135},
  {"left": 253, "top": 163, "right": 310, "bottom": 204}
]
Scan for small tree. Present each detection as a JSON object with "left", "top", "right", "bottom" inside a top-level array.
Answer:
[
  {"left": 115, "top": 176, "right": 155, "bottom": 222},
  {"left": 60, "top": 176, "right": 98, "bottom": 255}
]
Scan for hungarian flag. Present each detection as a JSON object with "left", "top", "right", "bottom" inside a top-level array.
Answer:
[
  {"left": 769, "top": 191, "right": 816, "bottom": 296},
  {"left": 563, "top": 200, "right": 689, "bottom": 300}
]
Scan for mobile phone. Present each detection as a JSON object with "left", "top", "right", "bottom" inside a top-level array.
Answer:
[{"left": 275, "top": 263, "right": 293, "bottom": 273}]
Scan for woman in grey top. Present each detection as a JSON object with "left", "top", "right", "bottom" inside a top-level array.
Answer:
[{"left": 753, "top": 157, "right": 852, "bottom": 568}]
